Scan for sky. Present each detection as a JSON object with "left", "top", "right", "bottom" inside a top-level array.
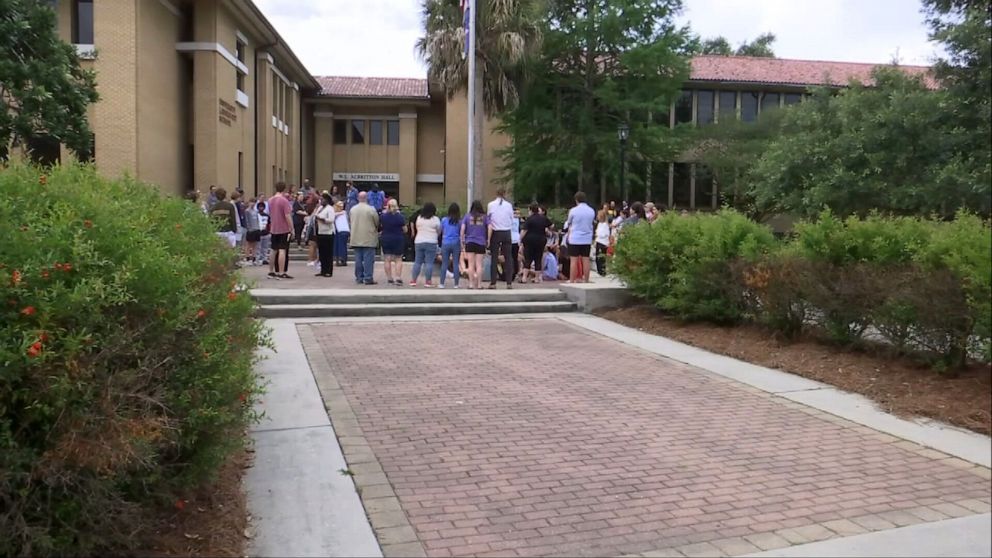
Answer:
[{"left": 254, "top": 0, "right": 942, "bottom": 78}]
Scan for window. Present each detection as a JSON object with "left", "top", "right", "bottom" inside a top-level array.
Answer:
[
  {"left": 236, "top": 40, "right": 246, "bottom": 92},
  {"left": 784, "top": 93, "right": 803, "bottom": 105},
  {"left": 351, "top": 119, "right": 365, "bottom": 144},
  {"left": 369, "top": 120, "right": 383, "bottom": 145},
  {"left": 718, "top": 91, "right": 737, "bottom": 123},
  {"left": 387, "top": 120, "right": 400, "bottom": 145},
  {"left": 333, "top": 120, "right": 347, "bottom": 144},
  {"left": 694, "top": 164, "right": 715, "bottom": 209},
  {"left": 673, "top": 163, "right": 691, "bottom": 207},
  {"left": 761, "top": 92, "right": 780, "bottom": 114},
  {"left": 696, "top": 90, "right": 715, "bottom": 126},
  {"left": 674, "top": 90, "right": 693, "bottom": 125},
  {"left": 27, "top": 136, "right": 61, "bottom": 167},
  {"left": 741, "top": 91, "right": 759, "bottom": 123},
  {"left": 73, "top": 0, "right": 94, "bottom": 44}
]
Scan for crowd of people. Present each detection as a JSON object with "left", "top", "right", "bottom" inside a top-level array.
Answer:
[{"left": 192, "top": 179, "right": 669, "bottom": 287}]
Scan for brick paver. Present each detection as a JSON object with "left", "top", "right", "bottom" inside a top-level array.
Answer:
[{"left": 304, "top": 318, "right": 991, "bottom": 557}]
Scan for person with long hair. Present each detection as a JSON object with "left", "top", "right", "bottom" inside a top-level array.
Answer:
[
  {"left": 439, "top": 203, "right": 462, "bottom": 289},
  {"left": 595, "top": 209, "right": 611, "bottom": 276},
  {"left": 314, "top": 193, "right": 336, "bottom": 277},
  {"left": 520, "top": 202, "right": 551, "bottom": 284},
  {"left": 333, "top": 200, "right": 350, "bottom": 266},
  {"left": 460, "top": 200, "right": 489, "bottom": 290},
  {"left": 410, "top": 202, "right": 441, "bottom": 287},
  {"left": 380, "top": 199, "right": 407, "bottom": 285}
]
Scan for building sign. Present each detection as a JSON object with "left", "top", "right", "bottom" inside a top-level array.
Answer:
[
  {"left": 219, "top": 99, "right": 238, "bottom": 126},
  {"left": 332, "top": 172, "right": 400, "bottom": 182}
]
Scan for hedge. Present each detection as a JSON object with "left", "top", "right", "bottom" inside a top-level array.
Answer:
[
  {"left": 0, "top": 164, "right": 266, "bottom": 556},
  {"left": 612, "top": 209, "right": 992, "bottom": 369}
]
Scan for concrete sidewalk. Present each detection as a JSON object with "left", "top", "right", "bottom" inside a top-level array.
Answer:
[{"left": 244, "top": 320, "right": 381, "bottom": 558}]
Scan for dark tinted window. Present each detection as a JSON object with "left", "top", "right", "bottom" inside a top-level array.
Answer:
[
  {"left": 73, "top": 0, "right": 94, "bottom": 44},
  {"left": 694, "top": 164, "right": 714, "bottom": 209},
  {"left": 387, "top": 120, "right": 400, "bottom": 145},
  {"left": 333, "top": 120, "right": 347, "bottom": 144},
  {"left": 673, "top": 163, "right": 691, "bottom": 207},
  {"left": 741, "top": 91, "right": 759, "bottom": 123},
  {"left": 761, "top": 92, "right": 780, "bottom": 113},
  {"left": 675, "top": 90, "right": 693, "bottom": 125},
  {"left": 369, "top": 120, "right": 383, "bottom": 145},
  {"left": 784, "top": 93, "right": 803, "bottom": 105},
  {"left": 351, "top": 119, "right": 365, "bottom": 144},
  {"left": 718, "top": 91, "right": 737, "bottom": 123},
  {"left": 696, "top": 90, "right": 715, "bottom": 125}
]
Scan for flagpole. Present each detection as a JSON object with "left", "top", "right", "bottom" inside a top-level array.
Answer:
[{"left": 466, "top": 0, "right": 477, "bottom": 208}]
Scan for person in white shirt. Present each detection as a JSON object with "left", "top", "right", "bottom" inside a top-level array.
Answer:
[
  {"left": 332, "top": 201, "right": 350, "bottom": 266},
  {"left": 595, "top": 209, "right": 611, "bottom": 276},
  {"left": 486, "top": 187, "right": 515, "bottom": 289},
  {"left": 410, "top": 202, "right": 442, "bottom": 287},
  {"left": 314, "top": 193, "right": 337, "bottom": 277},
  {"left": 565, "top": 191, "right": 596, "bottom": 283}
]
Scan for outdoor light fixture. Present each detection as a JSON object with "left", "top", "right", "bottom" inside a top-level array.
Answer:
[{"left": 618, "top": 123, "right": 630, "bottom": 203}]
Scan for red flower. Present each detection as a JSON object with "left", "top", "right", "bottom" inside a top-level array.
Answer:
[
  {"left": 196, "top": 309, "right": 207, "bottom": 319},
  {"left": 27, "top": 342, "right": 42, "bottom": 358},
  {"left": 83, "top": 220, "right": 93, "bottom": 228},
  {"left": 20, "top": 306, "right": 36, "bottom": 316},
  {"left": 227, "top": 292, "right": 237, "bottom": 301},
  {"left": 202, "top": 351, "right": 210, "bottom": 358},
  {"left": 61, "top": 263, "right": 73, "bottom": 272},
  {"left": 54, "top": 263, "right": 64, "bottom": 271},
  {"left": 174, "top": 223, "right": 183, "bottom": 230},
  {"left": 39, "top": 175, "right": 47, "bottom": 185},
  {"left": 11, "top": 270, "right": 22, "bottom": 286},
  {"left": 41, "top": 270, "right": 50, "bottom": 279},
  {"left": 238, "top": 392, "right": 248, "bottom": 403},
  {"left": 38, "top": 331, "right": 49, "bottom": 342},
  {"left": 174, "top": 499, "right": 186, "bottom": 511}
]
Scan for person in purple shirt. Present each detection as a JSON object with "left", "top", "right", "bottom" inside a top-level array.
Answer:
[{"left": 460, "top": 200, "right": 490, "bottom": 290}]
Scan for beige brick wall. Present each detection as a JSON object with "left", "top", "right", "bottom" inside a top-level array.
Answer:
[
  {"left": 444, "top": 91, "right": 512, "bottom": 205},
  {"left": 91, "top": 1, "right": 139, "bottom": 181},
  {"left": 136, "top": 0, "right": 188, "bottom": 196}
]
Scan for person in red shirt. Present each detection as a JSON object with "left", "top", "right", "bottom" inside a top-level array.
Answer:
[{"left": 267, "top": 182, "right": 295, "bottom": 279}]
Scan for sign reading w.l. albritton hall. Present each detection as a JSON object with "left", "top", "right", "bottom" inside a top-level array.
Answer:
[
  {"left": 333, "top": 173, "right": 400, "bottom": 182},
  {"left": 218, "top": 99, "right": 238, "bottom": 126}
]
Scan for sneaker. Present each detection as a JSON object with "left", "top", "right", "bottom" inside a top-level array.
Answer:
[
  {"left": 409, "top": 281, "right": 417, "bottom": 287},
  {"left": 278, "top": 273, "right": 294, "bottom": 280},
  {"left": 453, "top": 285, "right": 460, "bottom": 289},
  {"left": 363, "top": 280, "right": 378, "bottom": 285},
  {"left": 438, "top": 284, "right": 445, "bottom": 289},
  {"left": 306, "top": 261, "right": 315, "bottom": 267},
  {"left": 267, "top": 272, "right": 279, "bottom": 280}
]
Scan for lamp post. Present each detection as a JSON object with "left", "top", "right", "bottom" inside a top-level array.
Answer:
[{"left": 617, "top": 123, "right": 630, "bottom": 204}]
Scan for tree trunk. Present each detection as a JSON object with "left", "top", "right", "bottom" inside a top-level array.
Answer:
[
  {"left": 473, "top": 68, "right": 485, "bottom": 201},
  {"left": 599, "top": 171, "right": 606, "bottom": 206}
]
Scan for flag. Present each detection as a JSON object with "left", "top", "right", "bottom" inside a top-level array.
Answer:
[{"left": 461, "top": 0, "right": 471, "bottom": 60}]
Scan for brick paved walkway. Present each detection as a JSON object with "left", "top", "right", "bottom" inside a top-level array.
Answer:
[{"left": 302, "top": 318, "right": 991, "bottom": 558}]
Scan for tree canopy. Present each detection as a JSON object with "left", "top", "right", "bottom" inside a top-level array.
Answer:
[
  {"left": 498, "top": 0, "right": 696, "bottom": 204},
  {"left": 0, "top": 0, "right": 98, "bottom": 161},
  {"left": 694, "top": 32, "right": 777, "bottom": 57}
]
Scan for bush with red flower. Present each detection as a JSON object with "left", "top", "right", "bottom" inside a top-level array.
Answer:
[{"left": 0, "top": 163, "right": 267, "bottom": 556}]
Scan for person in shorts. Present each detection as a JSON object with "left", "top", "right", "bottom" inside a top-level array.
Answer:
[
  {"left": 266, "top": 182, "right": 294, "bottom": 279},
  {"left": 520, "top": 202, "right": 552, "bottom": 283},
  {"left": 460, "top": 200, "right": 489, "bottom": 290},
  {"left": 565, "top": 191, "right": 596, "bottom": 283}
]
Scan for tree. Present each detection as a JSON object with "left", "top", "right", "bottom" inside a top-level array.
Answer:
[
  {"left": 416, "top": 0, "right": 544, "bottom": 195},
  {"left": 0, "top": 0, "right": 98, "bottom": 161},
  {"left": 693, "top": 32, "right": 776, "bottom": 57},
  {"left": 498, "top": 0, "right": 695, "bottom": 204},
  {"left": 696, "top": 68, "right": 991, "bottom": 219}
]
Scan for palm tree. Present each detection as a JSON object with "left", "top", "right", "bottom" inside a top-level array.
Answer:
[{"left": 416, "top": 0, "right": 544, "bottom": 195}]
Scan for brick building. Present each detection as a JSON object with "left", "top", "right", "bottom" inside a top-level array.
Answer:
[{"left": 50, "top": 0, "right": 930, "bottom": 207}]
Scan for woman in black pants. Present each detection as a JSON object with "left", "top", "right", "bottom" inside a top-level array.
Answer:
[{"left": 314, "top": 193, "right": 336, "bottom": 277}]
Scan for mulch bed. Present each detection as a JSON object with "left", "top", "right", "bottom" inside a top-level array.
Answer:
[
  {"left": 596, "top": 305, "right": 992, "bottom": 436},
  {"left": 138, "top": 447, "right": 251, "bottom": 557}
]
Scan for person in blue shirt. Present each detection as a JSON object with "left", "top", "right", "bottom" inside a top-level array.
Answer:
[
  {"left": 368, "top": 184, "right": 386, "bottom": 213},
  {"left": 439, "top": 203, "right": 463, "bottom": 289},
  {"left": 564, "top": 191, "right": 596, "bottom": 283}
]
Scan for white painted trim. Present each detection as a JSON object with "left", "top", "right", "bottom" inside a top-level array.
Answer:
[
  {"left": 293, "top": 82, "right": 300, "bottom": 91},
  {"left": 270, "top": 65, "right": 293, "bottom": 87},
  {"left": 272, "top": 115, "right": 278, "bottom": 128},
  {"left": 284, "top": 124, "right": 291, "bottom": 136},
  {"left": 176, "top": 42, "right": 244, "bottom": 72},
  {"left": 237, "top": 60, "right": 249, "bottom": 75},
  {"left": 416, "top": 174, "right": 444, "bottom": 183},
  {"left": 398, "top": 112, "right": 418, "bottom": 119},
  {"left": 314, "top": 111, "right": 335, "bottom": 118},
  {"left": 74, "top": 44, "right": 96, "bottom": 59},
  {"left": 236, "top": 89, "right": 250, "bottom": 108},
  {"left": 257, "top": 52, "right": 274, "bottom": 64},
  {"left": 236, "top": 30, "right": 250, "bottom": 45},
  {"left": 156, "top": 0, "right": 181, "bottom": 17}
]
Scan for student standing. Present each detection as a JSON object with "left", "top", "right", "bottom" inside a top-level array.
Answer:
[
  {"left": 380, "top": 199, "right": 407, "bottom": 285},
  {"left": 267, "top": 182, "right": 294, "bottom": 279},
  {"left": 520, "top": 202, "right": 552, "bottom": 284},
  {"left": 565, "top": 191, "right": 596, "bottom": 283},
  {"left": 486, "top": 187, "right": 514, "bottom": 289},
  {"left": 349, "top": 191, "right": 380, "bottom": 285},
  {"left": 333, "top": 201, "right": 350, "bottom": 266},
  {"left": 410, "top": 202, "right": 441, "bottom": 288},
  {"left": 439, "top": 203, "right": 462, "bottom": 289},
  {"left": 595, "top": 209, "right": 611, "bottom": 276},
  {"left": 461, "top": 200, "right": 489, "bottom": 290},
  {"left": 314, "top": 193, "right": 336, "bottom": 277}
]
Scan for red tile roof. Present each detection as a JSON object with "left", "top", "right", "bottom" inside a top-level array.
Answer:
[
  {"left": 689, "top": 55, "right": 936, "bottom": 89},
  {"left": 315, "top": 76, "right": 429, "bottom": 98}
]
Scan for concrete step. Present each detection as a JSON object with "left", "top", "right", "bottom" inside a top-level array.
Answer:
[
  {"left": 256, "top": 300, "right": 576, "bottom": 318},
  {"left": 252, "top": 288, "right": 568, "bottom": 306}
]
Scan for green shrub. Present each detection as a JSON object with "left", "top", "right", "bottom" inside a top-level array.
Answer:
[
  {"left": 733, "top": 254, "right": 811, "bottom": 339},
  {"left": 613, "top": 210, "right": 777, "bottom": 322},
  {"left": 0, "top": 164, "right": 266, "bottom": 556}
]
